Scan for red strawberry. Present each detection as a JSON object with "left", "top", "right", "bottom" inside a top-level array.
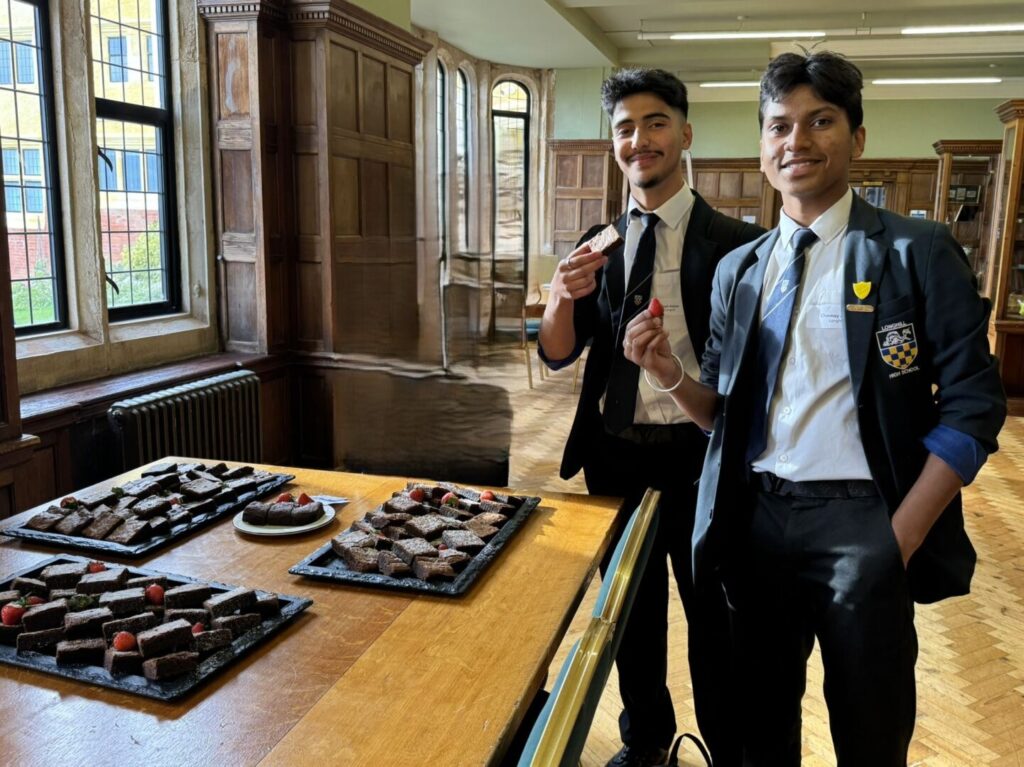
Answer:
[
  {"left": 438, "top": 544, "right": 448, "bottom": 551},
  {"left": 87, "top": 561, "right": 107, "bottom": 573},
  {"left": 112, "top": 631, "right": 136, "bottom": 651},
  {"left": 297, "top": 492, "right": 313, "bottom": 506},
  {"left": 1, "top": 600, "right": 27, "bottom": 626},
  {"left": 649, "top": 297, "right": 664, "bottom": 318},
  {"left": 191, "top": 622, "right": 205, "bottom": 635},
  {"left": 440, "top": 492, "right": 459, "bottom": 508},
  {"left": 479, "top": 490, "right": 496, "bottom": 502},
  {"left": 144, "top": 583, "right": 165, "bottom": 606},
  {"left": 408, "top": 488, "right": 426, "bottom": 503},
  {"left": 276, "top": 492, "right": 293, "bottom": 503},
  {"left": 60, "top": 496, "right": 79, "bottom": 509},
  {"left": 25, "top": 595, "right": 45, "bottom": 606}
]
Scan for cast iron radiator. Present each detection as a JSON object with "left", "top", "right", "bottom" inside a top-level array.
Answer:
[{"left": 108, "top": 369, "right": 262, "bottom": 470}]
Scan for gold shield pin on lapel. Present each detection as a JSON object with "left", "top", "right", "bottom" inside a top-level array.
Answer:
[{"left": 853, "top": 281, "right": 872, "bottom": 300}]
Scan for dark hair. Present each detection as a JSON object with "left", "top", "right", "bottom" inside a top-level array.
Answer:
[
  {"left": 600, "top": 68, "right": 688, "bottom": 119},
  {"left": 758, "top": 51, "right": 864, "bottom": 130}
]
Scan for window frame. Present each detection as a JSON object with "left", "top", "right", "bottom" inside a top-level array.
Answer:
[
  {"left": 94, "top": 0, "right": 181, "bottom": 322},
  {"left": 490, "top": 79, "right": 531, "bottom": 269},
  {"left": 5, "top": 0, "right": 69, "bottom": 336}
]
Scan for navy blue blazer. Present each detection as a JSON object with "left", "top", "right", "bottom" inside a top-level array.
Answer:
[
  {"left": 692, "top": 193, "right": 1007, "bottom": 604},
  {"left": 542, "top": 192, "right": 764, "bottom": 480}
]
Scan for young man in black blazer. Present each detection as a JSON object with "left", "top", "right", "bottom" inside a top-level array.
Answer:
[
  {"left": 623, "top": 52, "right": 1006, "bottom": 765},
  {"left": 539, "top": 68, "right": 763, "bottom": 767}
]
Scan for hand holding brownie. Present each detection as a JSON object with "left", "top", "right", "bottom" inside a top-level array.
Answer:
[{"left": 550, "top": 243, "right": 607, "bottom": 302}]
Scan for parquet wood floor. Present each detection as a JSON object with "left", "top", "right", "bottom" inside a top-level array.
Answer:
[{"left": 456, "top": 344, "right": 1024, "bottom": 767}]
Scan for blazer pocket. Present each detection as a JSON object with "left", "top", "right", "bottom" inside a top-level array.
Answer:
[{"left": 875, "top": 293, "right": 915, "bottom": 320}]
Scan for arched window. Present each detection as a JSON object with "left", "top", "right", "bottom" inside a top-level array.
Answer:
[
  {"left": 491, "top": 80, "right": 528, "bottom": 261},
  {"left": 455, "top": 69, "right": 469, "bottom": 253},
  {"left": 436, "top": 62, "right": 447, "bottom": 258}
]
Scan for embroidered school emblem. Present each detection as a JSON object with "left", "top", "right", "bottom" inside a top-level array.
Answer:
[
  {"left": 853, "top": 281, "right": 872, "bottom": 300},
  {"left": 876, "top": 322, "right": 918, "bottom": 370}
]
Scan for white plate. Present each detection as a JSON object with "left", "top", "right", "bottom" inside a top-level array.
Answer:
[{"left": 233, "top": 505, "right": 338, "bottom": 537}]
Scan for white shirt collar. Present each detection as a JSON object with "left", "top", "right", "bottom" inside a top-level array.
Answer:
[
  {"left": 628, "top": 184, "right": 694, "bottom": 231},
  {"left": 778, "top": 187, "right": 853, "bottom": 250}
]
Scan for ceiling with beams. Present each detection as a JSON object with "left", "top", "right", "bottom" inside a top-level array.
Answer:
[{"left": 411, "top": 0, "right": 1024, "bottom": 99}]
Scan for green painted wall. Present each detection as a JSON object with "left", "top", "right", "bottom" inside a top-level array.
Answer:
[
  {"left": 349, "top": 0, "right": 410, "bottom": 31},
  {"left": 553, "top": 68, "right": 611, "bottom": 139},
  {"left": 553, "top": 69, "right": 1005, "bottom": 159}
]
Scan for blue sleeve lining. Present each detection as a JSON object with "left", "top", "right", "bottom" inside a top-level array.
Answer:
[{"left": 922, "top": 423, "right": 989, "bottom": 485}]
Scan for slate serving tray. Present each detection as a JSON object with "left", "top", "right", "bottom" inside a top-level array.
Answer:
[
  {"left": 289, "top": 494, "right": 542, "bottom": 596},
  {"left": 0, "top": 554, "right": 312, "bottom": 701},
  {"left": 2, "top": 472, "right": 294, "bottom": 558}
]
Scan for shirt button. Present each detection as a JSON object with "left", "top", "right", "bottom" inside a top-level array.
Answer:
[
  {"left": 789, "top": 357, "right": 796, "bottom": 365},
  {"left": 780, "top": 454, "right": 789, "bottom": 462},
  {"left": 782, "top": 406, "right": 791, "bottom": 415}
]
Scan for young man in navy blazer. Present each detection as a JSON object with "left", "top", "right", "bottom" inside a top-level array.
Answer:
[
  {"left": 623, "top": 52, "right": 1006, "bottom": 765},
  {"left": 539, "top": 69, "right": 762, "bottom": 767}
]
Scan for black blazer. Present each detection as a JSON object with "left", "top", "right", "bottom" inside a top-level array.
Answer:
[
  {"left": 692, "top": 194, "right": 1007, "bottom": 603},
  {"left": 543, "top": 191, "right": 764, "bottom": 480}
]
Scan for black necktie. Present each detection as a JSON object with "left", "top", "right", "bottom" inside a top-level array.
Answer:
[
  {"left": 603, "top": 210, "right": 660, "bottom": 434},
  {"left": 746, "top": 227, "right": 818, "bottom": 464}
]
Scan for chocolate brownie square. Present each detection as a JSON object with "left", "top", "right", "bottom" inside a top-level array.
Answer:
[
  {"left": 55, "top": 637, "right": 106, "bottom": 665},
  {"left": 105, "top": 518, "right": 151, "bottom": 544},
  {"left": 339, "top": 546, "right": 380, "bottom": 573},
  {"left": 125, "top": 575, "right": 168, "bottom": 590},
  {"left": 76, "top": 488, "right": 118, "bottom": 509},
  {"left": 40, "top": 562, "right": 88, "bottom": 590},
  {"left": 54, "top": 510, "right": 93, "bottom": 536},
  {"left": 377, "top": 550, "right": 411, "bottom": 577},
  {"left": 192, "top": 628, "right": 232, "bottom": 654},
  {"left": 141, "top": 462, "right": 178, "bottom": 477},
  {"left": 166, "top": 508, "right": 193, "bottom": 527},
  {"left": 203, "top": 587, "right": 257, "bottom": 618},
  {"left": 405, "top": 514, "right": 457, "bottom": 540},
  {"left": 473, "top": 512, "right": 510, "bottom": 528},
  {"left": 82, "top": 511, "right": 124, "bottom": 540},
  {"left": 291, "top": 502, "right": 323, "bottom": 525},
  {"left": 0, "top": 589, "right": 21, "bottom": 603},
  {"left": 441, "top": 529, "right": 487, "bottom": 554},
  {"left": 331, "top": 530, "right": 377, "bottom": 554},
  {"left": 266, "top": 502, "right": 294, "bottom": 525},
  {"left": 104, "top": 648, "right": 143, "bottom": 676},
  {"left": 384, "top": 496, "right": 427, "bottom": 516},
  {"left": 0, "top": 624, "right": 23, "bottom": 644},
  {"left": 23, "top": 599, "right": 68, "bottom": 631},
  {"left": 102, "top": 611, "right": 159, "bottom": 641},
  {"left": 393, "top": 537, "right": 438, "bottom": 566},
  {"left": 241, "top": 502, "right": 270, "bottom": 525},
  {"left": 222, "top": 465, "right": 253, "bottom": 480},
  {"left": 49, "top": 589, "right": 77, "bottom": 600},
  {"left": 25, "top": 510, "right": 64, "bottom": 531},
  {"left": 164, "top": 583, "right": 212, "bottom": 609},
  {"left": 12, "top": 577, "right": 47, "bottom": 598},
  {"left": 254, "top": 593, "right": 280, "bottom": 618},
  {"left": 147, "top": 516, "right": 171, "bottom": 536},
  {"left": 131, "top": 496, "right": 172, "bottom": 520},
  {"left": 136, "top": 619, "right": 193, "bottom": 658},
  {"left": 180, "top": 477, "right": 222, "bottom": 499},
  {"left": 164, "top": 608, "right": 209, "bottom": 625},
  {"left": 77, "top": 568, "right": 128, "bottom": 594},
  {"left": 120, "top": 478, "right": 161, "bottom": 498},
  {"left": 412, "top": 557, "right": 456, "bottom": 582},
  {"left": 98, "top": 587, "right": 146, "bottom": 617},
  {"left": 439, "top": 549, "right": 472, "bottom": 571},
  {"left": 367, "top": 510, "right": 411, "bottom": 529},
  {"left": 211, "top": 613, "right": 261, "bottom": 638},
  {"left": 465, "top": 519, "right": 500, "bottom": 541},
  {"left": 64, "top": 607, "right": 114, "bottom": 638},
  {"left": 142, "top": 650, "right": 198, "bottom": 680},
  {"left": 16, "top": 627, "right": 65, "bottom": 653}
]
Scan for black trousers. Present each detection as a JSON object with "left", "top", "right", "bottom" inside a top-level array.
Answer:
[
  {"left": 583, "top": 423, "right": 739, "bottom": 766},
  {"left": 723, "top": 485, "right": 918, "bottom": 766}
]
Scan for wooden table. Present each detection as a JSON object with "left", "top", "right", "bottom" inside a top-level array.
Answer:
[{"left": 0, "top": 460, "right": 619, "bottom": 766}]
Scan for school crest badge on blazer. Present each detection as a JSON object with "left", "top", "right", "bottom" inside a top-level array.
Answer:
[{"left": 876, "top": 322, "right": 918, "bottom": 370}]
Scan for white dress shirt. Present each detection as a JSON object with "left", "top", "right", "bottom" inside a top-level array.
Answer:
[
  {"left": 751, "top": 188, "right": 872, "bottom": 480},
  {"left": 619, "top": 184, "right": 698, "bottom": 425}
]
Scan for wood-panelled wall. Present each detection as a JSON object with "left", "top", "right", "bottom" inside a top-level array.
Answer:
[{"left": 548, "top": 140, "right": 624, "bottom": 258}]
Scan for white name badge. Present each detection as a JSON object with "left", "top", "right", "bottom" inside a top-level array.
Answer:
[{"left": 807, "top": 304, "right": 843, "bottom": 330}]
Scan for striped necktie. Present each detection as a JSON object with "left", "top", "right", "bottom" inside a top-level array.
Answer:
[{"left": 746, "top": 227, "right": 818, "bottom": 464}]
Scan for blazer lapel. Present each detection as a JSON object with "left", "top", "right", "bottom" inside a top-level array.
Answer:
[
  {"left": 843, "top": 195, "right": 887, "bottom": 402},
  {"left": 680, "top": 197, "right": 716, "bottom": 359},
  {"left": 725, "top": 230, "right": 779, "bottom": 396}
]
